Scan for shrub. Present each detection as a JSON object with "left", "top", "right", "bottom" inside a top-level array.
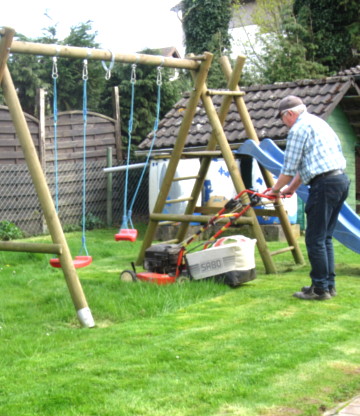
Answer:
[
  {"left": 81, "top": 213, "right": 104, "bottom": 230},
  {"left": 0, "top": 221, "right": 23, "bottom": 241}
]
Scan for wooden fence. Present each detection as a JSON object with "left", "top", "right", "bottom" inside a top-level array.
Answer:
[{"left": 0, "top": 100, "right": 149, "bottom": 235}]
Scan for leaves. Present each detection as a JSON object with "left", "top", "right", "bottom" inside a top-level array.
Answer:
[
  {"left": 181, "top": 0, "right": 233, "bottom": 88},
  {"left": 293, "top": 0, "right": 359, "bottom": 72},
  {"left": 237, "top": 0, "right": 328, "bottom": 85}
]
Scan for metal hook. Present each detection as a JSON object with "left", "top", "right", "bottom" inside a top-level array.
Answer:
[
  {"left": 101, "top": 50, "right": 115, "bottom": 80},
  {"left": 52, "top": 57, "right": 58, "bottom": 79},
  {"left": 82, "top": 59, "right": 88, "bottom": 81}
]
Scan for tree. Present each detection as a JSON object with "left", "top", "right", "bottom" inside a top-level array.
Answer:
[
  {"left": 4, "top": 22, "right": 188, "bottom": 150},
  {"left": 46, "top": 22, "right": 106, "bottom": 113},
  {"left": 99, "top": 49, "right": 186, "bottom": 153},
  {"left": 5, "top": 33, "right": 52, "bottom": 115},
  {"left": 181, "top": 0, "right": 233, "bottom": 88},
  {"left": 293, "top": 0, "right": 359, "bottom": 73},
  {"left": 234, "top": 0, "right": 328, "bottom": 85},
  {"left": 5, "top": 22, "right": 105, "bottom": 115}
]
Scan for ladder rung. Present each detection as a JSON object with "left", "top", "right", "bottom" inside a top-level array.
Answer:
[
  {"left": 270, "top": 246, "right": 295, "bottom": 256},
  {"left": 181, "top": 151, "right": 223, "bottom": 157},
  {"left": 158, "top": 221, "right": 179, "bottom": 226},
  {"left": 173, "top": 175, "right": 200, "bottom": 182},
  {"left": 254, "top": 209, "right": 280, "bottom": 217},
  {"left": 166, "top": 197, "right": 193, "bottom": 204},
  {"left": 206, "top": 89, "right": 245, "bottom": 97},
  {"left": 153, "top": 239, "right": 180, "bottom": 245},
  {"left": 234, "top": 217, "right": 254, "bottom": 225},
  {"left": 150, "top": 213, "right": 253, "bottom": 225}
]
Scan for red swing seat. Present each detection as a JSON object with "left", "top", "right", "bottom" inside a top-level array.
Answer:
[
  {"left": 114, "top": 228, "right": 138, "bottom": 242},
  {"left": 50, "top": 255, "right": 93, "bottom": 269}
]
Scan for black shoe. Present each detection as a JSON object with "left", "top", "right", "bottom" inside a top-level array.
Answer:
[
  {"left": 301, "top": 285, "right": 337, "bottom": 297},
  {"left": 293, "top": 286, "right": 331, "bottom": 300}
]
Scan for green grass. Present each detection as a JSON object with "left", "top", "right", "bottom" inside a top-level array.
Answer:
[{"left": 0, "top": 224, "right": 359, "bottom": 416}]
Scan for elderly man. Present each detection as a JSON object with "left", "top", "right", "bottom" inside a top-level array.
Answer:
[{"left": 266, "top": 95, "right": 350, "bottom": 300}]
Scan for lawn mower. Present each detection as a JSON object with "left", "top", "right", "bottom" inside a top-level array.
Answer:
[{"left": 120, "top": 189, "right": 281, "bottom": 287}]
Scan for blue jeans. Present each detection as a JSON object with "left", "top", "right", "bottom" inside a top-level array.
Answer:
[{"left": 305, "top": 173, "right": 350, "bottom": 291}]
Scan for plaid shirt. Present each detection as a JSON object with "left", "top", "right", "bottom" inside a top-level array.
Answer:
[{"left": 281, "top": 111, "right": 346, "bottom": 185}]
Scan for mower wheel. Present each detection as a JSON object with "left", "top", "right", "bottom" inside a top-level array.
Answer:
[
  {"left": 120, "top": 270, "right": 137, "bottom": 282},
  {"left": 177, "top": 275, "right": 190, "bottom": 284}
]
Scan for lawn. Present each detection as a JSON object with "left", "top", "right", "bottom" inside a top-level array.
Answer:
[{"left": 0, "top": 224, "right": 359, "bottom": 416}]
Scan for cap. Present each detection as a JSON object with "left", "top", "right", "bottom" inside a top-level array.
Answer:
[{"left": 277, "top": 95, "right": 303, "bottom": 118}]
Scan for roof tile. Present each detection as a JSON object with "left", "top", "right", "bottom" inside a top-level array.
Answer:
[{"left": 139, "top": 75, "right": 359, "bottom": 150}]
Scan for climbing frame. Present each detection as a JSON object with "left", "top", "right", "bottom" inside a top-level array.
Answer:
[{"left": 136, "top": 53, "right": 305, "bottom": 273}]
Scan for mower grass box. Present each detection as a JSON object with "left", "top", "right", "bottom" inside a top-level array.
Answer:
[{"left": 186, "top": 236, "right": 257, "bottom": 287}]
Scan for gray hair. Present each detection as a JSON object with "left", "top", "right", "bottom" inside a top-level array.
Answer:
[{"left": 289, "top": 103, "right": 307, "bottom": 115}]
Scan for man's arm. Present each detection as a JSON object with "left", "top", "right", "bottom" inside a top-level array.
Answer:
[
  {"left": 265, "top": 173, "right": 294, "bottom": 197},
  {"left": 281, "top": 172, "right": 302, "bottom": 195}
]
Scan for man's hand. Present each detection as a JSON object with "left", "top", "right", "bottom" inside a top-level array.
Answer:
[
  {"left": 280, "top": 186, "right": 294, "bottom": 196},
  {"left": 263, "top": 187, "right": 281, "bottom": 198}
]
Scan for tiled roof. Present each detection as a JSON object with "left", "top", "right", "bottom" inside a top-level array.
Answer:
[
  {"left": 157, "top": 47, "right": 181, "bottom": 58},
  {"left": 138, "top": 75, "right": 359, "bottom": 151},
  {"left": 337, "top": 65, "right": 360, "bottom": 77}
]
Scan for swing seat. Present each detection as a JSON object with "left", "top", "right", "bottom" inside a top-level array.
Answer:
[
  {"left": 50, "top": 255, "right": 93, "bottom": 269},
  {"left": 115, "top": 229, "right": 138, "bottom": 242}
]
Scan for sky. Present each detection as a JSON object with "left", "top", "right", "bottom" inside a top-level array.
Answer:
[{"left": 1, "top": 0, "right": 185, "bottom": 56}]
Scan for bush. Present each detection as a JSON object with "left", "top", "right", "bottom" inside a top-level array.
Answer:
[
  {"left": 82, "top": 213, "right": 104, "bottom": 230},
  {"left": 0, "top": 221, "right": 23, "bottom": 241}
]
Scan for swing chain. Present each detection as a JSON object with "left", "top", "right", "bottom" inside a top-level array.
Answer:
[
  {"left": 101, "top": 50, "right": 115, "bottom": 80},
  {"left": 82, "top": 59, "right": 88, "bottom": 81},
  {"left": 52, "top": 57, "right": 58, "bottom": 79}
]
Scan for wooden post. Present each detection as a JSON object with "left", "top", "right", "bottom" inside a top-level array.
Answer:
[
  {"left": 106, "top": 147, "right": 113, "bottom": 227},
  {"left": 0, "top": 241, "right": 62, "bottom": 254},
  {"left": 37, "top": 88, "right": 46, "bottom": 170},
  {"left": 1, "top": 62, "right": 95, "bottom": 328},
  {"left": 136, "top": 52, "right": 214, "bottom": 265},
  {"left": 0, "top": 27, "right": 14, "bottom": 83},
  {"left": 175, "top": 55, "right": 248, "bottom": 239},
  {"left": 37, "top": 87, "right": 47, "bottom": 234},
  {"left": 112, "top": 86, "right": 123, "bottom": 162},
  {"left": 220, "top": 56, "right": 305, "bottom": 266},
  {"left": 200, "top": 91, "right": 277, "bottom": 274}
]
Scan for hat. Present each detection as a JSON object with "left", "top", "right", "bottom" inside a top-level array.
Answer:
[{"left": 277, "top": 95, "right": 303, "bottom": 118}]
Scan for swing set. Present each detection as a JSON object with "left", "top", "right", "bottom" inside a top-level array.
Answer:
[
  {"left": 0, "top": 27, "right": 202, "bottom": 327},
  {"left": 114, "top": 63, "right": 164, "bottom": 242},
  {"left": 1, "top": 26, "right": 304, "bottom": 327}
]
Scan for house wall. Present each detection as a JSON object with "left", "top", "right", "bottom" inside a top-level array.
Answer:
[{"left": 327, "top": 106, "right": 357, "bottom": 210}]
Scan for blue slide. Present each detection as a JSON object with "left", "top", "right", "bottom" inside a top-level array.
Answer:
[{"left": 235, "top": 139, "right": 360, "bottom": 254}]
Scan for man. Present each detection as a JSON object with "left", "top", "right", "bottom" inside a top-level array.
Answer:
[{"left": 265, "top": 95, "right": 350, "bottom": 300}]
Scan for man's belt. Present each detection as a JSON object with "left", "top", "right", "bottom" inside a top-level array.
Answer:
[{"left": 309, "top": 169, "right": 344, "bottom": 186}]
